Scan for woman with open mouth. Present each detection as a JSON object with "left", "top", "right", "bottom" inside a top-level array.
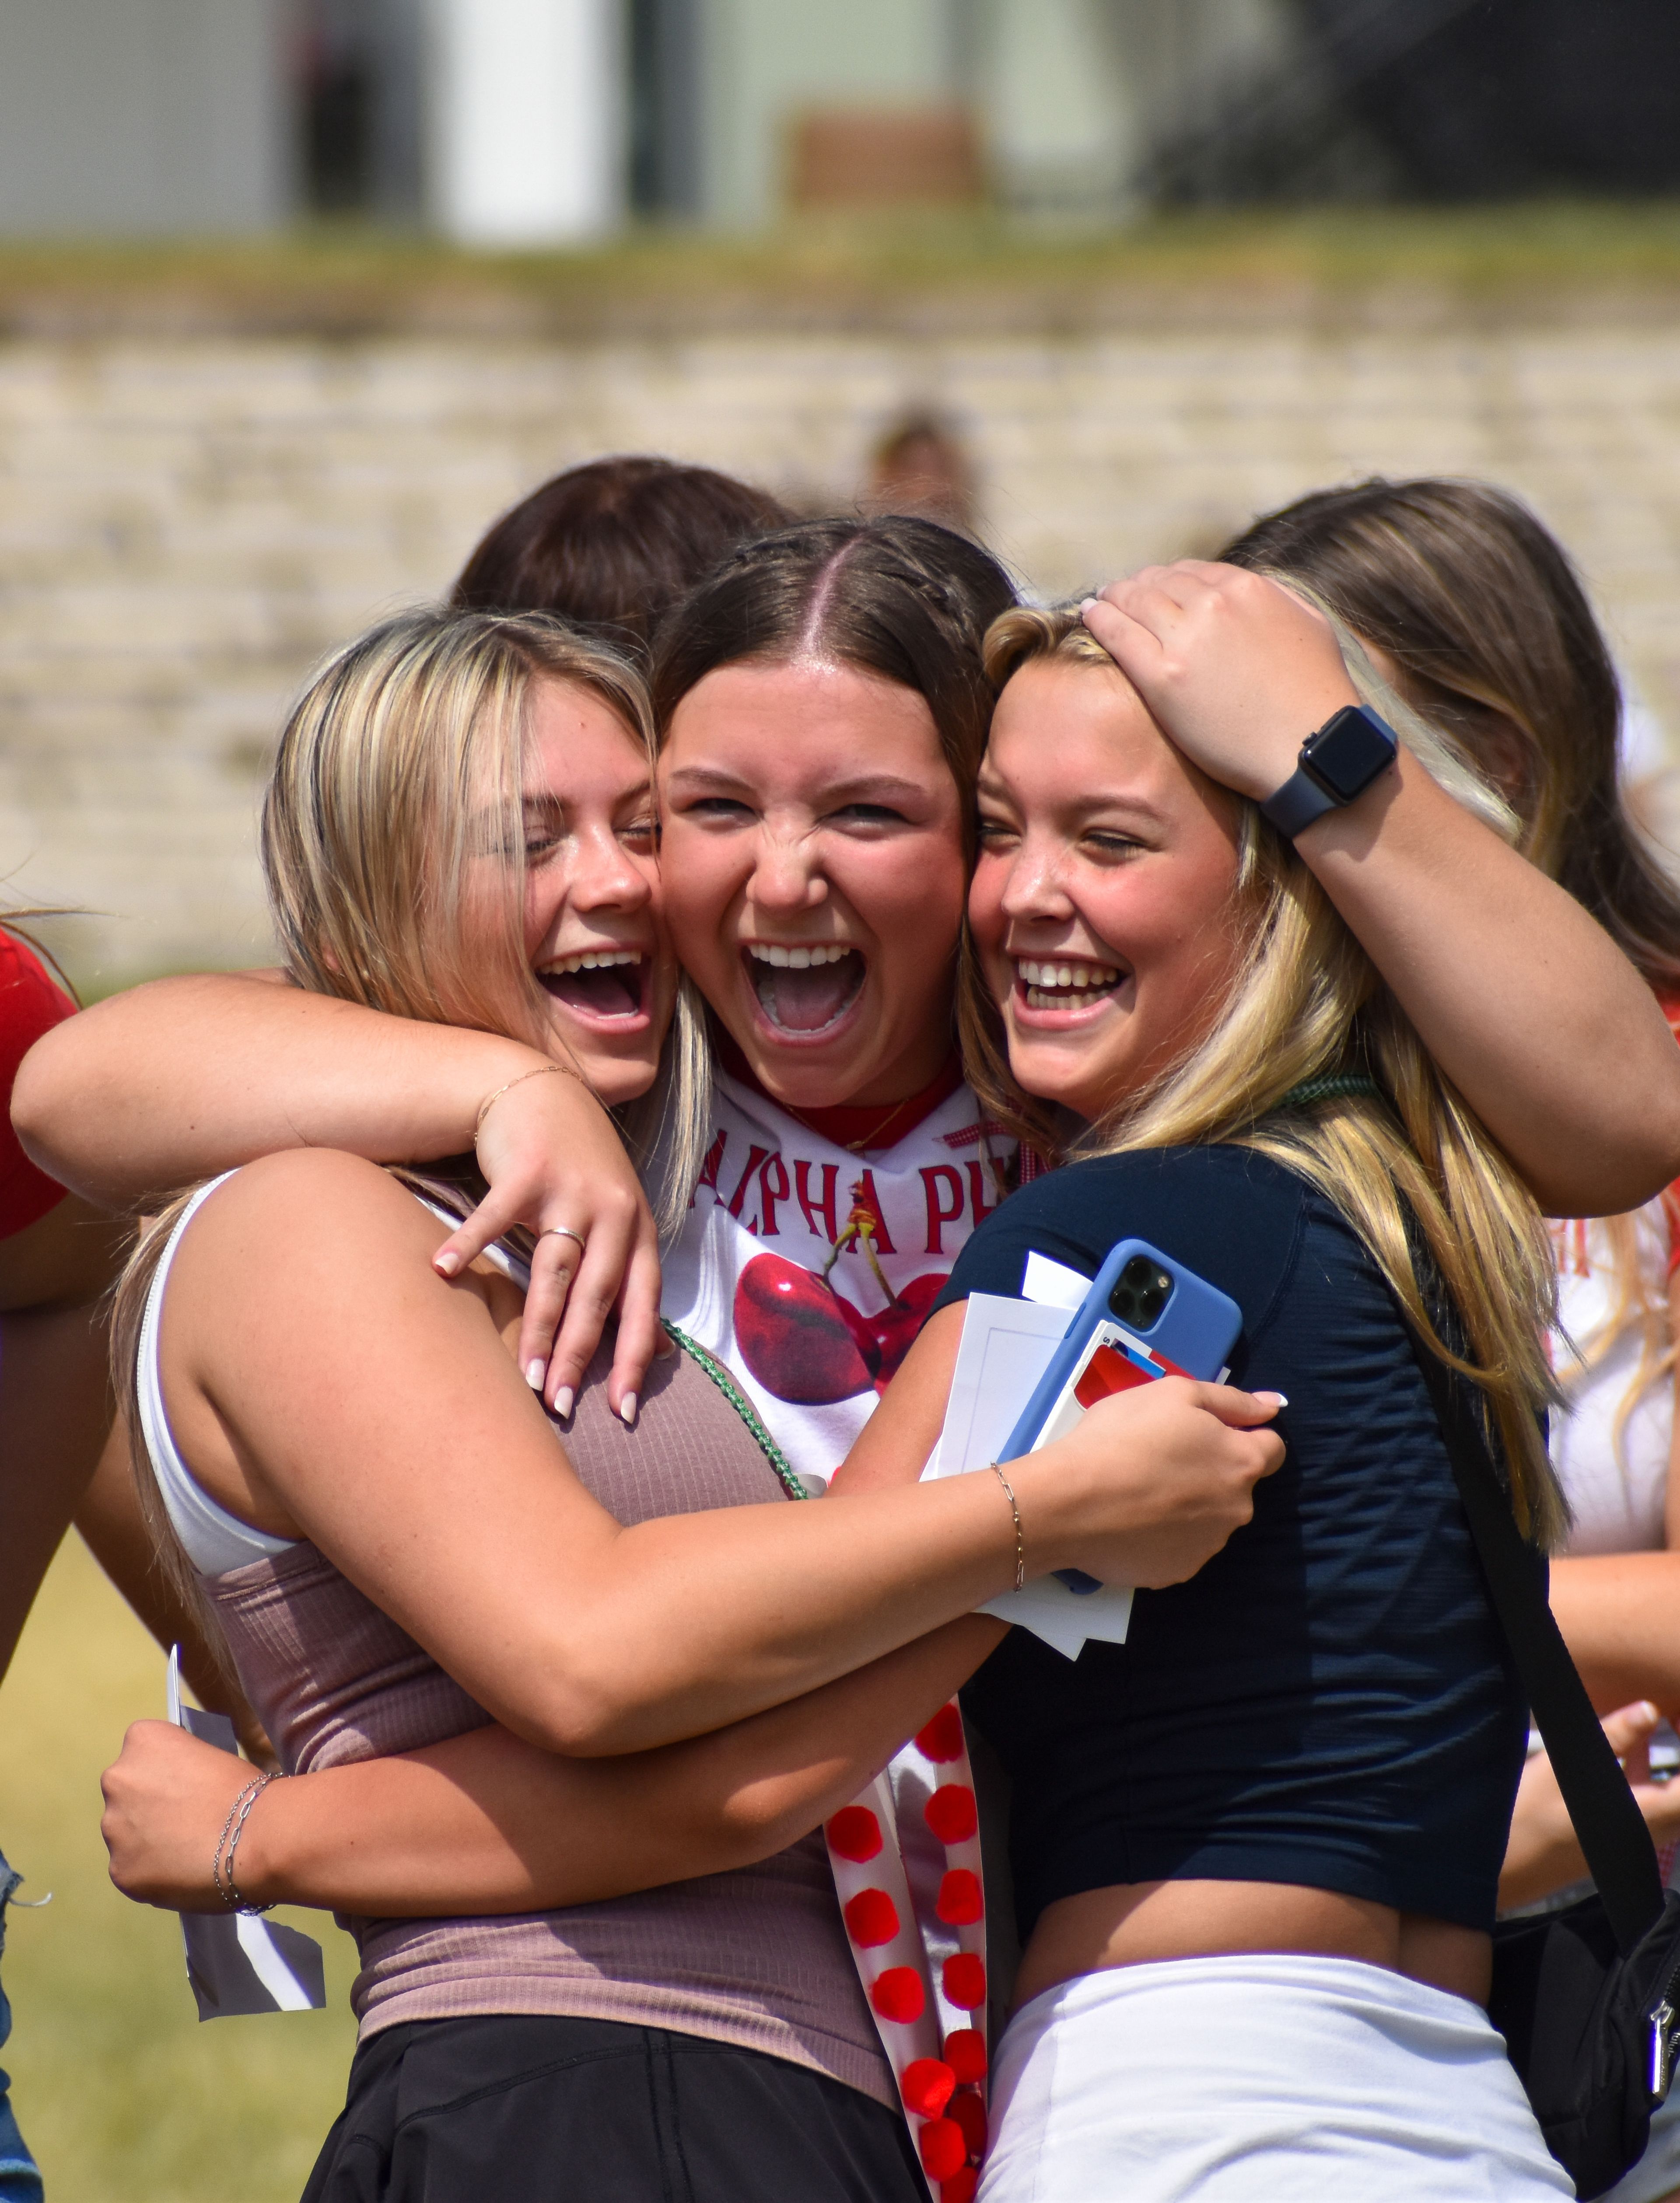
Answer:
[
  {"left": 24, "top": 513, "right": 1680, "bottom": 1443},
  {"left": 835, "top": 564, "right": 1597, "bottom": 2197},
  {"left": 23, "top": 517, "right": 1680, "bottom": 2199},
  {"left": 80, "top": 604, "right": 1282, "bottom": 2203}
]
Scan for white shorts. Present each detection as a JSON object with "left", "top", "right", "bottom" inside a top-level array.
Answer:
[{"left": 978, "top": 1954, "right": 1573, "bottom": 2202}]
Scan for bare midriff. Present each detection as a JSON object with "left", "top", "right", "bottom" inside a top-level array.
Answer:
[{"left": 1012, "top": 1879, "right": 1491, "bottom": 2014}]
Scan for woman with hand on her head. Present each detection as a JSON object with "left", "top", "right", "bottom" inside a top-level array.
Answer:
[
  {"left": 27, "top": 502, "right": 1680, "bottom": 2188},
  {"left": 836, "top": 567, "right": 1580, "bottom": 2197},
  {"left": 97, "top": 604, "right": 1275, "bottom": 2203},
  {"left": 1221, "top": 474, "right": 1680, "bottom": 2203},
  {"left": 82, "top": 532, "right": 1680, "bottom": 2199},
  {"left": 19, "top": 509, "right": 1680, "bottom": 1411}
]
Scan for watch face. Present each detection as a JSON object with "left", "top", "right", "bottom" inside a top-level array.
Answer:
[{"left": 1302, "top": 706, "right": 1398, "bottom": 802}]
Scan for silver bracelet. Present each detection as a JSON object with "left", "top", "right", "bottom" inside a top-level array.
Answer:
[
  {"left": 210, "top": 1777, "right": 264, "bottom": 1909},
  {"left": 215, "top": 1772, "right": 282, "bottom": 1915}
]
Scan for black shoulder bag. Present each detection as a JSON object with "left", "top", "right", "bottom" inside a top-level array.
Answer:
[{"left": 1409, "top": 1335, "right": 1680, "bottom": 2199}]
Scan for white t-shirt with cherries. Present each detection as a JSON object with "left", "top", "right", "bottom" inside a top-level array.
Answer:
[{"left": 661, "top": 1066, "right": 1016, "bottom": 1492}]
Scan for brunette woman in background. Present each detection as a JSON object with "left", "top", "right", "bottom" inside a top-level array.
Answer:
[{"left": 1222, "top": 476, "right": 1680, "bottom": 2203}]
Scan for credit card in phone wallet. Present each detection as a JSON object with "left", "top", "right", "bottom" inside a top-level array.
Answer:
[{"left": 1053, "top": 1327, "right": 1189, "bottom": 1594}]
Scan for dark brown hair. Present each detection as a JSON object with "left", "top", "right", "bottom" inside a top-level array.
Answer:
[
  {"left": 1218, "top": 477, "right": 1680, "bottom": 990},
  {"left": 649, "top": 515, "right": 1018, "bottom": 851},
  {"left": 450, "top": 456, "right": 793, "bottom": 662}
]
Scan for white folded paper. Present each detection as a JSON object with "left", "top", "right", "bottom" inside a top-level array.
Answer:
[
  {"left": 923, "top": 1284, "right": 1136, "bottom": 1659},
  {"left": 166, "top": 1647, "right": 326, "bottom": 2020}
]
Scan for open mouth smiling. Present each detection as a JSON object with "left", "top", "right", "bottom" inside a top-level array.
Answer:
[
  {"left": 743, "top": 941, "right": 867, "bottom": 1037},
  {"left": 536, "top": 948, "right": 651, "bottom": 1024},
  {"left": 1013, "top": 956, "right": 1126, "bottom": 1016}
]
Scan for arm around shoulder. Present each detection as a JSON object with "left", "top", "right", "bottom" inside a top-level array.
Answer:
[{"left": 12, "top": 972, "right": 541, "bottom": 1209}]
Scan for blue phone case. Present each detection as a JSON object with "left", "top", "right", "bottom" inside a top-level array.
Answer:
[{"left": 1004, "top": 1238, "right": 1243, "bottom": 1595}]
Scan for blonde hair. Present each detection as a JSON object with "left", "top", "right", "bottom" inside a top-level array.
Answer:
[
  {"left": 109, "top": 607, "right": 711, "bottom": 1655},
  {"left": 1223, "top": 481, "right": 1680, "bottom": 1465},
  {"left": 962, "top": 598, "right": 1567, "bottom": 1545}
]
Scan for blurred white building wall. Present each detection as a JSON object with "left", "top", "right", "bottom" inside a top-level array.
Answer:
[
  {"left": 427, "top": 0, "right": 626, "bottom": 243},
  {"left": 693, "top": 0, "right": 957, "bottom": 228},
  {"left": 979, "top": 0, "right": 1135, "bottom": 217},
  {"left": 0, "top": 0, "right": 290, "bottom": 235},
  {"left": 679, "top": 0, "right": 1304, "bottom": 228},
  {"left": 978, "top": 0, "right": 1304, "bottom": 217}
]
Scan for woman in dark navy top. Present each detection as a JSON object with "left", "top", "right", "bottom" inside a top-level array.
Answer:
[
  {"left": 838, "top": 565, "right": 1576, "bottom": 2198},
  {"left": 938, "top": 1141, "right": 1526, "bottom": 1950}
]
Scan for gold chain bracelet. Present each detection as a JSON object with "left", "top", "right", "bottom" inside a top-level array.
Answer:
[
  {"left": 989, "top": 1461, "right": 1026, "bottom": 1591},
  {"left": 472, "top": 1061, "right": 584, "bottom": 1143}
]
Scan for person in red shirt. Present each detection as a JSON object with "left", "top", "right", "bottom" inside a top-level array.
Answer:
[
  {"left": 0, "top": 925, "right": 116, "bottom": 1677},
  {"left": 0, "top": 922, "right": 115, "bottom": 2203},
  {"left": 1, "top": 922, "right": 273, "bottom": 2201}
]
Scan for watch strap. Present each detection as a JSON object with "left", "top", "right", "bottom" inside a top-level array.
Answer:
[
  {"left": 1260, "top": 766, "right": 1341, "bottom": 839},
  {"left": 1260, "top": 703, "right": 1399, "bottom": 839}
]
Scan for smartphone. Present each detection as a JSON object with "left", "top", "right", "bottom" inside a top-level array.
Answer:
[{"left": 1002, "top": 1239, "right": 1243, "bottom": 1595}]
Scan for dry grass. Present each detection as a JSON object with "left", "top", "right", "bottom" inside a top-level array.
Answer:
[
  {"left": 0, "top": 1538, "right": 359, "bottom": 2202},
  {"left": 2, "top": 201, "right": 1680, "bottom": 336}
]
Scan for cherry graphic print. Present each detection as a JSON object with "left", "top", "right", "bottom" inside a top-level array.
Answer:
[
  {"left": 735, "top": 1255, "right": 946, "bottom": 1405},
  {"left": 734, "top": 1256, "right": 874, "bottom": 1403}
]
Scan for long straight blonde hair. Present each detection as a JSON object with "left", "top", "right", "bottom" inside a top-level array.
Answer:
[
  {"left": 961, "top": 600, "right": 1567, "bottom": 1546},
  {"left": 109, "top": 607, "right": 710, "bottom": 1649}
]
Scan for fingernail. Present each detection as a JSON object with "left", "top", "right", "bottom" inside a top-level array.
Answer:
[
  {"left": 619, "top": 1392, "right": 637, "bottom": 1427},
  {"left": 553, "top": 1386, "right": 574, "bottom": 1421},
  {"left": 435, "top": 1251, "right": 461, "bottom": 1277},
  {"left": 1640, "top": 1701, "right": 1661, "bottom": 1722},
  {"left": 525, "top": 1360, "right": 546, "bottom": 1390},
  {"left": 1079, "top": 595, "right": 1099, "bottom": 612},
  {"left": 1255, "top": 1391, "right": 1289, "bottom": 1409}
]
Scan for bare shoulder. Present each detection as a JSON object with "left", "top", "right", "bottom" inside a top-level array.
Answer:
[{"left": 171, "top": 1150, "right": 449, "bottom": 1296}]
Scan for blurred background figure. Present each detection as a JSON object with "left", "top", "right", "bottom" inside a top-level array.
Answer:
[
  {"left": 1220, "top": 481, "right": 1680, "bottom": 2203},
  {"left": 862, "top": 412, "right": 977, "bottom": 536},
  {"left": 0, "top": 920, "right": 113, "bottom": 2203},
  {"left": 451, "top": 455, "right": 792, "bottom": 659}
]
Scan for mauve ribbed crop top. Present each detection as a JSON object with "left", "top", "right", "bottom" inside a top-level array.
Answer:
[{"left": 137, "top": 1178, "right": 894, "bottom": 2107}]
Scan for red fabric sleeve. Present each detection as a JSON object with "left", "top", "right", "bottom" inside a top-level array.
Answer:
[{"left": 0, "top": 932, "right": 76, "bottom": 1239}]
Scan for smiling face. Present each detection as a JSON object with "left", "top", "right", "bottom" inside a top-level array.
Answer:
[
  {"left": 658, "top": 658, "right": 968, "bottom": 1108},
  {"left": 505, "top": 675, "right": 677, "bottom": 1105},
  {"left": 970, "top": 655, "right": 1246, "bottom": 1124}
]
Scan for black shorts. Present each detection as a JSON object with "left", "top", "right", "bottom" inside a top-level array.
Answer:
[{"left": 302, "top": 2014, "right": 925, "bottom": 2203}]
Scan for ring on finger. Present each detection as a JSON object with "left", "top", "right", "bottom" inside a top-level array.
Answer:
[{"left": 539, "top": 1225, "right": 587, "bottom": 1253}]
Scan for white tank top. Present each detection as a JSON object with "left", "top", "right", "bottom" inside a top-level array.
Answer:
[
  {"left": 1550, "top": 1198, "right": 1676, "bottom": 1555},
  {"left": 137, "top": 1170, "right": 526, "bottom": 1574}
]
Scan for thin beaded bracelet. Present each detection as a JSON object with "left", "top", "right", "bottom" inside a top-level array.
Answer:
[{"left": 989, "top": 1461, "right": 1026, "bottom": 1591}]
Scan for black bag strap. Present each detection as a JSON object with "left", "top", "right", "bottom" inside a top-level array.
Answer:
[{"left": 1406, "top": 1332, "right": 1665, "bottom": 1955}]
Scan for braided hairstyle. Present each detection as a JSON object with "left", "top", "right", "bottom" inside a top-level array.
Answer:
[{"left": 650, "top": 515, "right": 1018, "bottom": 851}]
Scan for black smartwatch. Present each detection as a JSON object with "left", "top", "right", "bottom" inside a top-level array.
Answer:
[{"left": 1259, "top": 704, "right": 1399, "bottom": 839}]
